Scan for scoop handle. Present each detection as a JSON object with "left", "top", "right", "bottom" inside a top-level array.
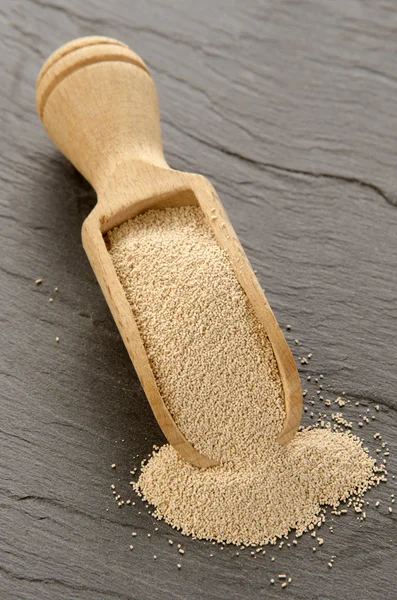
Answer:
[{"left": 36, "top": 36, "right": 168, "bottom": 192}]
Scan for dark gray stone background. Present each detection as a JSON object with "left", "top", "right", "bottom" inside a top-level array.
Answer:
[{"left": 1, "top": 1, "right": 396, "bottom": 598}]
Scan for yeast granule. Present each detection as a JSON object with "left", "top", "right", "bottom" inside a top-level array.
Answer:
[{"left": 107, "top": 206, "right": 381, "bottom": 546}]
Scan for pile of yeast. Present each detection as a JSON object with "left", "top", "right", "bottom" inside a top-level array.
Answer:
[{"left": 107, "top": 206, "right": 381, "bottom": 546}]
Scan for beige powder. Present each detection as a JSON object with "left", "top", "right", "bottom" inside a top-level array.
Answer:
[
  {"left": 134, "top": 430, "right": 377, "bottom": 545},
  {"left": 107, "top": 206, "right": 284, "bottom": 464},
  {"left": 107, "top": 206, "right": 381, "bottom": 546}
]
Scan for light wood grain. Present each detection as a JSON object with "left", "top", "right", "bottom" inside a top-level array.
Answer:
[
  {"left": 36, "top": 36, "right": 302, "bottom": 467},
  {"left": 2, "top": 3, "right": 397, "bottom": 598}
]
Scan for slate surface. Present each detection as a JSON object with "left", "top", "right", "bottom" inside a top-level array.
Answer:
[{"left": 1, "top": 1, "right": 396, "bottom": 598}]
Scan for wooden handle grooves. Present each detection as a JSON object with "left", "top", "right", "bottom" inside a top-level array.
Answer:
[
  {"left": 35, "top": 36, "right": 166, "bottom": 189},
  {"left": 36, "top": 37, "right": 149, "bottom": 119},
  {"left": 37, "top": 36, "right": 129, "bottom": 84}
]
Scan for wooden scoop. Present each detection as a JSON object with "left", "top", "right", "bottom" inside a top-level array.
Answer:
[{"left": 36, "top": 36, "right": 302, "bottom": 468}]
